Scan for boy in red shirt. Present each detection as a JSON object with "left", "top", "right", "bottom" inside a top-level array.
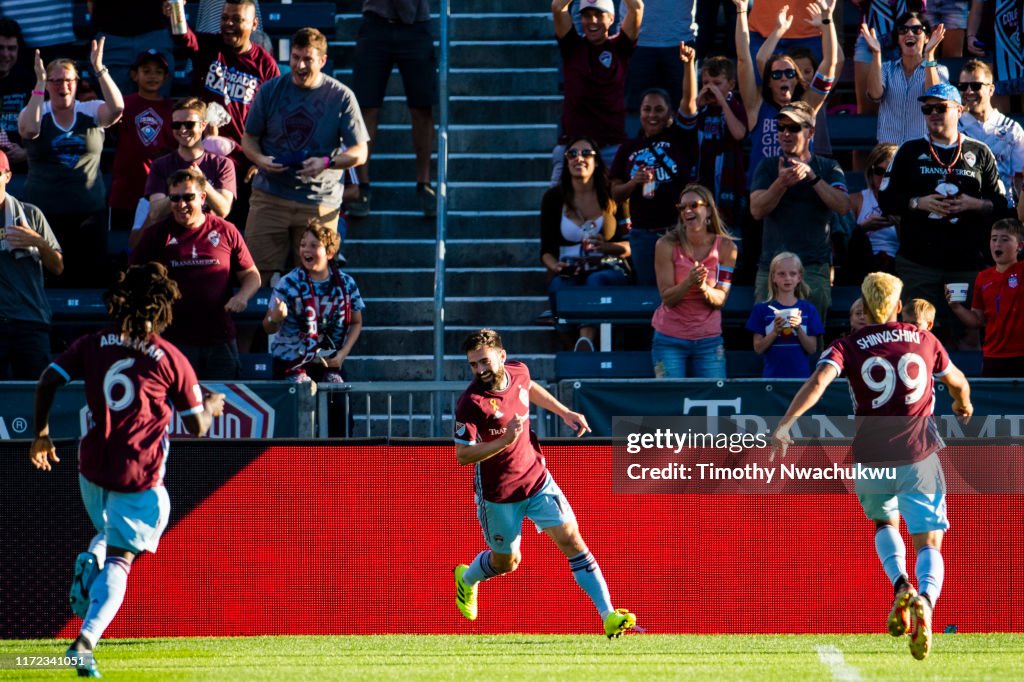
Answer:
[{"left": 948, "top": 218, "right": 1024, "bottom": 377}]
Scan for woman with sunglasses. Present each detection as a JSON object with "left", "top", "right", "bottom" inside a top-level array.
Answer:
[
  {"left": 18, "top": 39, "right": 124, "bottom": 288},
  {"left": 846, "top": 142, "right": 899, "bottom": 283},
  {"left": 609, "top": 88, "right": 696, "bottom": 288},
  {"left": 650, "top": 184, "right": 738, "bottom": 378},
  {"left": 861, "top": 12, "right": 949, "bottom": 145},
  {"left": 541, "top": 136, "right": 632, "bottom": 351},
  {"left": 733, "top": 0, "right": 839, "bottom": 188}
]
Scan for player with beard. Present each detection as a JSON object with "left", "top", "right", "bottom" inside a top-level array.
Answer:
[{"left": 451, "top": 329, "right": 637, "bottom": 638}]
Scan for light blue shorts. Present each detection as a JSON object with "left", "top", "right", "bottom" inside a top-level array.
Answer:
[
  {"left": 79, "top": 474, "right": 171, "bottom": 555},
  {"left": 476, "top": 474, "right": 577, "bottom": 554},
  {"left": 855, "top": 452, "right": 949, "bottom": 534}
]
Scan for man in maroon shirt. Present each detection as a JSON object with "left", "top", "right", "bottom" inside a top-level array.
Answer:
[
  {"left": 131, "top": 97, "right": 236, "bottom": 248},
  {"left": 771, "top": 272, "right": 973, "bottom": 661},
  {"left": 451, "top": 328, "right": 637, "bottom": 638},
  {"left": 130, "top": 168, "right": 260, "bottom": 379},
  {"left": 30, "top": 262, "right": 224, "bottom": 678},
  {"left": 550, "top": 0, "right": 644, "bottom": 184}
]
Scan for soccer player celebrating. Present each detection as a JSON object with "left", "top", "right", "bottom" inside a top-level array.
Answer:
[
  {"left": 452, "top": 329, "right": 636, "bottom": 638},
  {"left": 30, "top": 262, "right": 225, "bottom": 678},
  {"left": 770, "top": 273, "right": 972, "bottom": 660}
]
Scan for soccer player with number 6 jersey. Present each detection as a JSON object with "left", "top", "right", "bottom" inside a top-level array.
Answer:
[
  {"left": 771, "top": 272, "right": 973, "bottom": 661},
  {"left": 29, "top": 263, "right": 225, "bottom": 678}
]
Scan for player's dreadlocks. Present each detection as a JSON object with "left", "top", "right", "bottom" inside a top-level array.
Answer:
[{"left": 104, "top": 262, "right": 181, "bottom": 341}]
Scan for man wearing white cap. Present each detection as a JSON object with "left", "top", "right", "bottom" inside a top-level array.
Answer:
[
  {"left": 551, "top": 0, "right": 644, "bottom": 184},
  {"left": 878, "top": 81, "right": 1008, "bottom": 345}
]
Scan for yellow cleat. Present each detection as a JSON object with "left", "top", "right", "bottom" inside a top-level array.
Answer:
[
  {"left": 603, "top": 608, "right": 637, "bottom": 638},
  {"left": 453, "top": 564, "right": 478, "bottom": 621},
  {"left": 887, "top": 583, "right": 918, "bottom": 637},
  {"left": 909, "top": 594, "right": 933, "bottom": 660}
]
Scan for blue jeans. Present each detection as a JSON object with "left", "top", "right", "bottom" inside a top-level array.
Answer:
[
  {"left": 628, "top": 228, "right": 664, "bottom": 287},
  {"left": 651, "top": 331, "right": 726, "bottom": 378}
]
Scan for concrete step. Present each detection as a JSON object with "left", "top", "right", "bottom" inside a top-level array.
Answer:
[
  {"left": 344, "top": 354, "right": 555, "bottom": 382},
  {"left": 346, "top": 181, "right": 548, "bottom": 212},
  {"left": 333, "top": 67, "right": 560, "bottom": 98},
  {"left": 365, "top": 153, "right": 550, "bottom": 183},
  {"left": 373, "top": 124, "right": 556, "bottom": 153},
  {"left": 333, "top": 13, "right": 553, "bottom": 42},
  {"left": 345, "top": 238, "right": 538, "bottom": 268},
  {"left": 362, "top": 296, "right": 548, "bottom": 325},
  {"left": 345, "top": 210, "right": 541, "bottom": 240},
  {"left": 329, "top": 40, "right": 559, "bottom": 69},
  {"left": 358, "top": 325, "right": 559, "bottom": 355},
  {"left": 346, "top": 266, "right": 547, "bottom": 297},
  {"left": 366, "top": 95, "right": 561, "bottom": 125}
]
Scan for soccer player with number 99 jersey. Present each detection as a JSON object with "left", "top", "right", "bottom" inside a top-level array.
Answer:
[
  {"left": 771, "top": 272, "right": 972, "bottom": 662},
  {"left": 29, "top": 263, "right": 225, "bottom": 678}
]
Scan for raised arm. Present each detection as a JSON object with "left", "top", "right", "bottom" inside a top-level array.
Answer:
[
  {"left": 923, "top": 24, "right": 946, "bottom": 88},
  {"left": 860, "top": 24, "right": 885, "bottom": 102},
  {"left": 732, "top": 0, "right": 761, "bottom": 128},
  {"left": 91, "top": 38, "right": 124, "bottom": 128},
  {"left": 18, "top": 50, "right": 47, "bottom": 140},
  {"left": 680, "top": 43, "right": 698, "bottom": 117},
  {"left": 802, "top": 0, "right": 838, "bottom": 116},
  {"left": 620, "top": 0, "right": 645, "bottom": 41},
  {"left": 755, "top": 4, "right": 794, "bottom": 75},
  {"left": 552, "top": 0, "right": 574, "bottom": 39}
]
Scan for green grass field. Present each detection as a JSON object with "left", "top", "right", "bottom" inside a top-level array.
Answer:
[{"left": 2, "top": 634, "right": 1023, "bottom": 680}]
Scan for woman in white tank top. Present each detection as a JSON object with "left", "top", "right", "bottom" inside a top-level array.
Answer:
[{"left": 847, "top": 143, "right": 900, "bottom": 283}]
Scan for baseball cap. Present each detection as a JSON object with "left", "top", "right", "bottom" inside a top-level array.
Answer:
[
  {"left": 0, "top": 149, "right": 9, "bottom": 173},
  {"left": 917, "top": 83, "right": 962, "bottom": 105},
  {"left": 131, "top": 49, "right": 169, "bottom": 72},
  {"left": 776, "top": 103, "right": 814, "bottom": 127},
  {"left": 579, "top": 0, "right": 615, "bottom": 16}
]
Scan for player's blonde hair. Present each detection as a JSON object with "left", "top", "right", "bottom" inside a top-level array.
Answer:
[
  {"left": 905, "top": 298, "right": 936, "bottom": 326},
  {"left": 861, "top": 272, "right": 903, "bottom": 324}
]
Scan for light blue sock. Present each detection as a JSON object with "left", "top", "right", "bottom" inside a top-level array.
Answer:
[
  {"left": 79, "top": 556, "right": 131, "bottom": 646},
  {"left": 916, "top": 546, "right": 944, "bottom": 605},
  {"left": 461, "top": 550, "right": 497, "bottom": 586},
  {"left": 568, "top": 551, "right": 613, "bottom": 620},
  {"left": 874, "top": 525, "right": 907, "bottom": 586}
]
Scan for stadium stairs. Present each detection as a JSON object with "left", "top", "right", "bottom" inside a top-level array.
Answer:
[{"left": 333, "top": 0, "right": 561, "bottom": 394}]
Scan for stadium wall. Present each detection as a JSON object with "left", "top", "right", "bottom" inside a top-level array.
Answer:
[{"left": 2, "top": 440, "right": 1020, "bottom": 638}]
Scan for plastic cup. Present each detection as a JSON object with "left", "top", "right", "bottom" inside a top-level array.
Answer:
[{"left": 945, "top": 282, "right": 969, "bottom": 304}]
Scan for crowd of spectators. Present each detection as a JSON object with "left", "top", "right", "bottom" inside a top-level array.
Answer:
[
  {"left": 2, "top": 0, "right": 1024, "bottom": 385},
  {"left": 544, "top": 0, "right": 1024, "bottom": 379}
]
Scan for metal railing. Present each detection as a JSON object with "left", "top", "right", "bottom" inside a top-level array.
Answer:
[
  {"left": 432, "top": 0, "right": 451, "bottom": 433},
  {"left": 314, "top": 382, "right": 557, "bottom": 439}
]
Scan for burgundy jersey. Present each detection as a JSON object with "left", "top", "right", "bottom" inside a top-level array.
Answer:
[
  {"left": 130, "top": 213, "right": 254, "bottom": 345},
  {"left": 51, "top": 330, "right": 203, "bottom": 492},
  {"left": 818, "top": 322, "right": 951, "bottom": 464},
  {"left": 453, "top": 360, "right": 548, "bottom": 503}
]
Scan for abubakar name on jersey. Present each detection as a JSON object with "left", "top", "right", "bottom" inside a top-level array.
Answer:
[
  {"left": 855, "top": 328, "right": 922, "bottom": 349},
  {"left": 99, "top": 333, "right": 166, "bottom": 361}
]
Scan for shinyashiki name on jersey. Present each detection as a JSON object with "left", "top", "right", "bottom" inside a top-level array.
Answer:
[
  {"left": 626, "top": 462, "right": 897, "bottom": 482},
  {"left": 99, "top": 333, "right": 166, "bottom": 361},
  {"left": 856, "top": 327, "right": 922, "bottom": 350}
]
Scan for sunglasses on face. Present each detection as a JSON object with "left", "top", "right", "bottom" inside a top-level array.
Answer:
[
  {"left": 676, "top": 200, "right": 707, "bottom": 211},
  {"left": 46, "top": 78, "right": 76, "bottom": 85},
  {"left": 896, "top": 25, "right": 926, "bottom": 35},
  {"left": 777, "top": 122, "right": 806, "bottom": 133},
  {"left": 168, "top": 193, "right": 197, "bottom": 203},
  {"left": 956, "top": 81, "right": 990, "bottom": 92},
  {"left": 770, "top": 68, "right": 797, "bottom": 80},
  {"left": 921, "top": 103, "right": 950, "bottom": 115},
  {"left": 171, "top": 120, "right": 198, "bottom": 130},
  {"left": 565, "top": 148, "right": 598, "bottom": 159},
  {"left": 869, "top": 165, "right": 887, "bottom": 176}
]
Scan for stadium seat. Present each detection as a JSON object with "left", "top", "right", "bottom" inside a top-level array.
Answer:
[
  {"left": 949, "top": 350, "right": 983, "bottom": 377},
  {"left": 239, "top": 353, "right": 274, "bottom": 379},
  {"left": 555, "top": 351, "right": 653, "bottom": 379}
]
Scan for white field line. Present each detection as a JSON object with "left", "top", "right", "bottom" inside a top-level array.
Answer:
[{"left": 815, "top": 644, "right": 863, "bottom": 682}]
